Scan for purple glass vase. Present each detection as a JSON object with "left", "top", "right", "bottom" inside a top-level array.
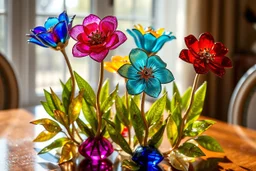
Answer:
[
  {"left": 78, "top": 158, "right": 113, "bottom": 171},
  {"left": 79, "top": 136, "right": 114, "bottom": 160}
]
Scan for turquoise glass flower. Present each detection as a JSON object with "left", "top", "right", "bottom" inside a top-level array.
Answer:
[
  {"left": 27, "top": 11, "right": 75, "bottom": 50},
  {"left": 127, "top": 24, "right": 176, "bottom": 54},
  {"left": 118, "top": 48, "right": 174, "bottom": 98}
]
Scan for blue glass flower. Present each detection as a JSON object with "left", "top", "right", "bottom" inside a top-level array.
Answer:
[
  {"left": 127, "top": 24, "right": 176, "bottom": 54},
  {"left": 118, "top": 48, "right": 174, "bottom": 98},
  {"left": 132, "top": 146, "right": 164, "bottom": 168},
  {"left": 27, "top": 11, "right": 75, "bottom": 50}
]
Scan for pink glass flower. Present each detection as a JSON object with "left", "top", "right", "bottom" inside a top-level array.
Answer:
[
  {"left": 78, "top": 137, "right": 114, "bottom": 160},
  {"left": 70, "top": 14, "right": 127, "bottom": 62}
]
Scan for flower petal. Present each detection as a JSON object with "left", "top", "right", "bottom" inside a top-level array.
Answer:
[
  {"left": 58, "top": 11, "right": 69, "bottom": 23},
  {"left": 152, "top": 35, "right": 176, "bottom": 52},
  {"left": 83, "top": 14, "right": 101, "bottom": 26},
  {"left": 199, "top": 32, "right": 214, "bottom": 50},
  {"left": 129, "top": 49, "right": 148, "bottom": 70},
  {"left": 179, "top": 49, "right": 196, "bottom": 63},
  {"left": 90, "top": 49, "right": 109, "bottom": 62},
  {"left": 37, "top": 32, "right": 57, "bottom": 47},
  {"left": 208, "top": 62, "right": 225, "bottom": 77},
  {"left": 83, "top": 23, "right": 99, "bottom": 36},
  {"left": 99, "top": 16, "right": 117, "bottom": 34},
  {"left": 72, "top": 43, "right": 89, "bottom": 57},
  {"left": 28, "top": 37, "right": 48, "bottom": 48},
  {"left": 31, "top": 26, "right": 47, "bottom": 34},
  {"left": 143, "top": 33, "right": 157, "bottom": 52},
  {"left": 126, "top": 79, "right": 145, "bottom": 95},
  {"left": 144, "top": 78, "right": 161, "bottom": 98},
  {"left": 76, "top": 43, "right": 90, "bottom": 53},
  {"left": 213, "top": 56, "right": 232, "bottom": 68},
  {"left": 193, "top": 60, "right": 208, "bottom": 74},
  {"left": 154, "top": 68, "right": 174, "bottom": 84},
  {"left": 185, "top": 34, "right": 199, "bottom": 54},
  {"left": 147, "top": 55, "right": 167, "bottom": 71},
  {"left": 105, "top": 34, "right": 119, "bottom": 48},
  {"left": 44, "top": 17, "right": 59, "bottom": 30},
  {"left": 211, "top": 42, "right": 228, "bottom": 56},
  {"left": 109, "top": 31, "right": 127, "bottom": 50},
  {"left": 118, "top": 64, "right": 140, "bottom": 80},
  {"left": 126, "top": 29, "right": 143, "bottom": 48},
  {"left": 53, "top": 21, "right": 68, "bottom": 43},
  {"left": 70, "top": 25, "right": 84, "bottom": 40}
]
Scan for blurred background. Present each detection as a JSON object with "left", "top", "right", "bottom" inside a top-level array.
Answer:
[{"left": 0, "top": 0, "right": 256, "bottom": 122}]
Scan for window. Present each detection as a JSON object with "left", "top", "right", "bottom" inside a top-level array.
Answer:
[{"left": 0, "top": 0, "right": 7, "bottom": 54}]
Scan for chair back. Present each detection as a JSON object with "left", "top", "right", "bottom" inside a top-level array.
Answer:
[
  {"left": 228, "top": 64, "right": 256, "bottom": 129},
  {"left": 0, "top": 53, "right": 19, "bottom": 110}
]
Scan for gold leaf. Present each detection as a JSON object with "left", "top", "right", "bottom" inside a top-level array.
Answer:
[
  {"left": 68, "top": 90, "right": 84, "bottom": 124},
  {"left": 54, "top": 110, "right": 69, "bottom": 127},
  {"left": 30, "top": 118, "right": 61, "bottom": 133},
  {"left": 59, "top": 142, "right": 78, "bottom": 164},
  {"left": 33, "top": 130, "right": 58, "bottom": 142}
]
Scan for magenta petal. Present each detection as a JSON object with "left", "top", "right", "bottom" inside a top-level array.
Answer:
[
  {"left": 106, "top": 34, "right": 119, "bottom": 48},
  {"left": 109, "top": 31, "right": 127, "bottom": 50},
  {"left": 99, "top": 16, "right": 117, "bottom": 33},
  {"left": 70, "top": 25, "right": 84, "bottom": 40},
  {"left": 83, "top": 14, "right": 101, "bottom": 26},
  {"left": 72, "top": 43, "right": 89, "bottom": 57},
  {"left": 90, "top": 49, "right": 109, "bottom": 62},
  {"left": 76, "top": 43, "right": 90, "bottom": 53}
]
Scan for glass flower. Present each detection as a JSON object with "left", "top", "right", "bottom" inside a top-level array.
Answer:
[
  {"left": 27, "top": 11, "right": 75, "bottom": 50},
  {"left": 127, "top": 24, "right": 176, "bottom": 54},
  {"left": 70, "top": 14, "right": 127, "bottom": 62},
  {"left": 179, "top": 32, "right": 233, "bottom": 77},
  {"left": 118, "top": 48, "right": 174, "bottom": 98},
  {"left": 104, "top": 56, "right": 130, "bottom": 73},
  {"left": 78, "top": 137, "right": 114, "bottom": 161}
]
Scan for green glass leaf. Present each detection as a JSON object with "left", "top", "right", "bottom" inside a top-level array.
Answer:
[
  {"left": 101, "top": 84, "right": 119, "bottom": 113},
  {"left": 44, "top": 90, "right": 56, "bottom": 111},
  {"left": 38, "top": 137, "right": 70, "bottom": 154},
  {"left": 76, "top": 118, "right": 94, "bottom": 137},
  {"left": 185, "top": 82, "right": 207, "bottom": 129},
  {"left": 74, "top": 71, "right": 96, "bottom": 106},
  {"left": 54, "top": 110, "right": 69, "bottom": 127},
  {"left": 104, "top": 119, "right": 133, "bottom": 155},
  {"left": 102, "top": 110, "right": 111, "bottom": 129},
  {"left": 81, "top": 99, "right": 98, "bottom": 133},
  {"left": 60, "top": 78, "right": 72, "bottom": 112},
  {"left": 50, "top": 88, "right": 66, "bottom": 113},
  {"left": 146, "top": 93, "right": 166, "bottom": 126},
  {"left": 148, "top": 116, "right": 163, "bottom": 138},
  {"left": 130, "top": 99, "right": 145, "bottom": 145},
  {"left": 171, "top": 106, "right": 182, "bottom": 131},
  {"left": 33, "top": 130, "right": 58, "bottom": 142},
  {"left": 178, "top": 142, "right": 206, "bottom": 157},
  {"left": 59, "top": 142, "right": 77, "bottom": 164},
  {"left": 122, "top": 159, "right": 140, "bottom": 170},
  {"left": 30, "top": 118, "right": 61, "bottom": 133},
  {"left": 41, "top": 101, "right": 55, "bottom": 118},
  {"left": 163, "top": 87, "right": 171, "bottom": 113},
  {"left": 132, "top": 94, "right": 141, "bottom": 107},
  {"left": 115, "top": 95, "right": 130, "bottom": 127},
  {"left": 194, "top": 135, "right": 224, "bottom": 152},
  {"left": 68, "top": 91, "right": 83, "bottom": 124},
  {"left": 167, "top": 115, "right": 178, "bottom": 146},
  {"left": 184, "top": 120, "right": 215, "bottom": 137},
  {"left": 148, "top": 123, "right": 166, "bottom": 147},
  {"left": 181, "top": 87, "right": 192, "bottom": 111},
  {"left": 100, "top": 79, "right": 109, "bottom": 104},
  {"left": 173, "top": 82, "right": 181, "bottom": 103},
  {"left": 114, "top": 114, "right": 121, "bottom": 134}
]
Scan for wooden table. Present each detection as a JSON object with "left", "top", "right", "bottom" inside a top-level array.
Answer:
[{"left": 0, "top": 106, "right": 256, "bottom": 171}]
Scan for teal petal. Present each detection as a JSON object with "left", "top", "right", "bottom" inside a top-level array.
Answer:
[
  {"left": 118, "top": 64, "right": 140, "bottom": 80},
  {"left": 152, "top": 35, "right": 176, "bottom": 52},
  {"left": 143, "top": 33, "right": 157, "bottom": 52},
  {"left": 147, "top": 55, "right": 167, "bottom": 71},
  {"left": 144, "top": 78, "right": 161, "bottom": 98},
  {"left": 53, "top": 21, "right": 68, "bottom": 43},
  {"left": 126, "top": 29, "right": 144, "bottom": 48},
  {"left": 44, "top": 17, "right": 59, "bottom": 30},
  {"left": 129, "top": 49, "right": 148, "bottom": 70},
  {"left": 154, "top": 68, "right": 174, "bottom": 84},
  {"left": 127, "top": 79, "right": 146, "bottom": 95}
]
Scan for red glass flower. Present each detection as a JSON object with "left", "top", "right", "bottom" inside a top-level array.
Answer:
[
  {"left": 70, "top": 14, "right": 127, "bottom": 62},
  {"left": 179, "top": 32, "right": 232, "bottom": 77}
]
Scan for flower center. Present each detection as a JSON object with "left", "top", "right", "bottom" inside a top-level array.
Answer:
[
  {"left": 138, "top": 66, "right": 154, "bottom": 81},
  {"left": 88, "top": 30, "right": 106, "bottom": 45},
  {"left": 198, "top": 48, "right": 214, "bottom": 63}
]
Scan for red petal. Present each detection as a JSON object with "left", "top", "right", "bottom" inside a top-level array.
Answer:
[
  {"left": 105, "top": 34, "right": 119, "bottom": 48},
  {"left": 199, "top": 32, "right": 214, "bottom": 50},
  {"left": 83, "top": 23, "right": 99, "bottom": 36},
  {"left": 72, "top": 43, "right": 89, "bottom": 57},
  {"left": 99, "top": 16, "right": 117, "bottom": 34},
  {"left": 83, "top": 14, "right": 101, "bottom": 26},
  {"left": 211, "top": 42, "right": 228, "bottom": 56},
  {"left": 90, "top": 44, "right": 106, "bottom": 53},
  {"left": 179, "top": 49, "right": 196, "bottom": 63},
  {"left": 193, "top": 60, "right": 209, "bottom": 74},
  {"left": 213, "top": 56, "right": 233, "bottom": 68},
  {"left": 76, "top": 42, "right": 90, "bottom": 53},
  {"left": 109, "top": 31, "right": 127, "bottom": 50},
  {"left": 208, "top": 62, "right": 225, "bottom": 77},
  {"left": 90, "top": 49, "right": 109, "bottom": 62},
  {"left": 185, "top": 34, "right": 199, "bottom": 53},
  {"left": 77, "top": 33, "right": 90, "bottom": 43}
]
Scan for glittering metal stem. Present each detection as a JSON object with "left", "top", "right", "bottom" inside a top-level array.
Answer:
[
  {"left": 96, "top": 62, "right": 104, "bottom": 137},
  {"left": 141, "top": 92, "right": 148, "bottom": 146}
]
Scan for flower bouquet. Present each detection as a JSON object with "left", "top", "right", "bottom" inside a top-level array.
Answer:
[{"left": 28, "top": 11, "right": 232, "bottom": 171}]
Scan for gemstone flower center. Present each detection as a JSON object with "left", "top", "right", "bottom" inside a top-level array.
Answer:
[
  {"left": 138, "top": 66, "right": 154, "bottom": 81},
  {"left": 88, "top": 30, "right": 106, "bottom": 45},
  {"left": 198, "top": 49, "right": 214, "bottom": 63}
]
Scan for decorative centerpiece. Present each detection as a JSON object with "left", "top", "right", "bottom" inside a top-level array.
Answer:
[{"left": 27, "top": 11, "right": 232, "bottom": 171}]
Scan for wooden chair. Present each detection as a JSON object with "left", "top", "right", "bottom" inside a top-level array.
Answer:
[
  {"left": 0, "top": 53, "right": 19, "bottom": 110},
  {"left": 228, "top": 64, "right": 256, "bottom": 130}
]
